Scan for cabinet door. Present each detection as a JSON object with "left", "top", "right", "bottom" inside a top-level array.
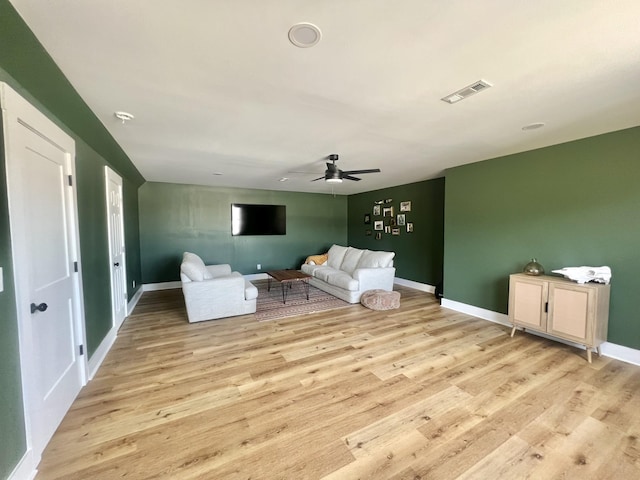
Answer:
[
  {"left": 547, "top": 283, "right": 593, "bottom": 344},
  {"left": 509, "top": 277, "right": 547, "bottom": 332}
]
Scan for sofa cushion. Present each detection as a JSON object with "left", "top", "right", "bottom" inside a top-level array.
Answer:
[
  {"left": 340, "top": 247, "right": 365, "bottom": 275},
  {"left": 182, "top": 252, "right": 213, "bottom": 280},
  {"left": 315, "top": 266, "right": 340, "bottom": 283},
  {"left": 326, "top": 271, "right": 359, "bottom": 291},
  {"left": 357, "top": 250, "right": 395, "bottom": 269},
  {"left": 327, "top": 244, "right": 348, "bottom": 269}
]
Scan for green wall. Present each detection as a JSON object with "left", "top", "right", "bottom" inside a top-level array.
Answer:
[
  {"left": 347, "top": 179, "right": 445, "bottom": 286},
  {"left": 444, "top": 126, "right": 640, "bottom": 349},
  {"left": 0, "top": 1, "right": 145, "bottom": 476},
  {"left": 139, "top": 182, "right": 347, "bottom": 283}
]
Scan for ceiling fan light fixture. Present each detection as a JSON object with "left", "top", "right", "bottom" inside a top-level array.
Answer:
[{"left": 326, "top": 177, "right": 342, "bottom": 184}]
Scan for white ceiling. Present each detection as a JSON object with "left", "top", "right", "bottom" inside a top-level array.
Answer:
[{"left": 9, "top": 0, "right": 640, "bottom": 195}]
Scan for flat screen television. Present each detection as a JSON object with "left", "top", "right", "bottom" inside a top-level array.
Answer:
[{"left": 231, "top": 203, "right": 286, "bottom": 236}]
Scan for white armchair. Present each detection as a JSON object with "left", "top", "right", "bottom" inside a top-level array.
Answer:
[{"left": 180, "top": 252, "right": 258, "bottom": 322}]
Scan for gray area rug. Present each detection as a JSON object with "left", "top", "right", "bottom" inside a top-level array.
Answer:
[{"left": 254, "top": 279, "right": 353, "bottom": 322}]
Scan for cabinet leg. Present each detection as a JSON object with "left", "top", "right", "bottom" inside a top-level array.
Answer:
[
  {"left": 587, "top": 348, "right": 592, "bottom": 364},
  {"left": 510, "top": 325, "right": 517, "bottom": 338},
  {"left": 596, "top": 346, "right": 601, "bottom": 357}
]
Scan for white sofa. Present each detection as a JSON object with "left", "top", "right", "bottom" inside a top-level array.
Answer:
[
  {"left": 180, "top": 252, "right": 258, "bottom": 322},
  {"left": 301, "top": 244, "right": 396, "bottom": 303}
]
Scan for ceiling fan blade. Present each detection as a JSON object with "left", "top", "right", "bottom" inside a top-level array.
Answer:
[
  {"left": 311, "top": 176, "right": 325, "bottom": 182},
  {"left": 342, "top": 168, "right": 381, "bottom": 175},
  {"left": 342, "top": 175, "right": 362, "bottom": 181}
]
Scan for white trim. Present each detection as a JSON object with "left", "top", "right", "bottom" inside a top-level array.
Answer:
[
  {"left": 127, "top": 287, "right": 143, "bottom": 315},
  {"left": 394, "top": 277, "right": 435, "bottom": 293},
  {"left": 600, "top": 342, "right": 640, "bottom": 367},
  {"left": 441, "top": 297, "right": 640, "bottom": 366},
  {"left": 87, "top": 326, "right": 118, "bottom": 380},
  {"left": 7, "top": 450, "right": 37, "bottom": 480},
  {"left": 245, "top": 272, "right": 269, "bottom": 281},
  {"left": 143, "top": 281, "right": 182, "bottom": 291}
]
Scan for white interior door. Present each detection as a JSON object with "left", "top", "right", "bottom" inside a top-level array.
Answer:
[
  {"left": 1, "top": 83, "right": 86, "bottom": 461},
  {"left": 106, "top": 166, "right": 127, "bottom": 329}
]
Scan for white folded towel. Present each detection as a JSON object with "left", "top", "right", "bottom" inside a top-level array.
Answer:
[{"left": 551, "top": 266, "right": 611, "bottom": 284}]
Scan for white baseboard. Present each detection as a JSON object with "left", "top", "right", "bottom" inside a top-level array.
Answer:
[
  {"left": 394, "top": 277, "right": 435, "bottom": 293},
  {"left": 143, "top": 281, "right": 181, "bottom": 291},
  {"left": 87, "top": 326, "right": 117, "bottom": 380},
  {"left": 127, "top": 287, "right": 143, "bottom": 315},
  {"left": 8, "top": 449, "right": 36, "bottom": 480},
  {"left": 441, "top": 298, "right": 640, "bottom": 367},
  {"left": 245, "top": 272, "right": 269, "bottom": 281}
]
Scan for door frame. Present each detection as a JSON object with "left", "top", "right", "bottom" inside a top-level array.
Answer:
[
  {"left": 1, "top": 82, "right": 87, "bottom": 470},
  {"left": 105, "top": 166, "right": 127, "bottom": 330}
]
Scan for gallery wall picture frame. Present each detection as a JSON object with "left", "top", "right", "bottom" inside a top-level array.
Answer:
[
  {"left": 397, "top": 214, "right": 406, "bottom": 226},
  {"left": 406, "top": 222, "right": 414, "bottom": 233},
  {"left": 365, "top": 229, "right": 372, "bottom": 236},
  {"left": 374, "top": 220, "right": 384, "bottom": 230},
  {"left": 383, "top": 206, "right": 394, "bottom": 217},
  {"left": 375, "top": 232, "right": 382, "bottom": 240},
  {"left": 364, "top": 213, "right": 371, "bottom": 224},
  {"left": 373, "top": 205, "right": 381, "bottom": 216},
  {"left": 400, "top": 201, "right": 411, "bottom": 212},
  {"left": 385, "top": 226, "right": 391, "bottom": 234},
  {"left": 392, "top": 228, "right": 400, "bottom": 235}
]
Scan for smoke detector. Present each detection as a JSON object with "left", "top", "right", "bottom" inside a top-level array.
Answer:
[{"left": 441, "top": 80, "right": 493, "bottom": 104}]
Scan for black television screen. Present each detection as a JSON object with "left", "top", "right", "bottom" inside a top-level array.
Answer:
[{"left": 231, "top": 204, "right": 286, "bottom": 236}]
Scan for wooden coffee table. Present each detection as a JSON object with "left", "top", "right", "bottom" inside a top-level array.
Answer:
[{"left": 266, "top": 269, "right": 312, "bottom": 304}]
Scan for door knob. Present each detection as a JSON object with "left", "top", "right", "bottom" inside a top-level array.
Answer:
[
  {"left": 113, "top": 262, "right": 120, "bottom": 267},
  {"left": 30, "top": 302, "right": 48, "bottom": 314}
]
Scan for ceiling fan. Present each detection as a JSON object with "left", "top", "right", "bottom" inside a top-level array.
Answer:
[{"left": 312, "top": 154, "right": 381, "bottom": 183}]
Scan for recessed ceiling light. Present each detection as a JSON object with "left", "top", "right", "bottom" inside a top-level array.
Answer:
[
  {"left": 288, "top": 23, "right": 322, "bottom": 48},
  {"left": 522, "top": 122, "right": 546, "bottom": 131},
  {"left": 279, "top": 177, "right": 289, "bottom": 182},
  {"left": 212, "top": 172, "right": 223, "bottom": 176},
  {"left": 114, "top": 111, "right": 134, "bottom": 123}
]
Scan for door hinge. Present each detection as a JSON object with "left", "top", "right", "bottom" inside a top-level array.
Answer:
[
  {"left": 68, "top": 175, "right": 73, "bottom": 186},
  {"left": 74, "top": 261, "right": 78, "bottom": 272},
  {"left": 544, "top": 302, "right": 548, "bottom": 313},
  {"left": 79, "top": 344, "right": 84, "bottom": 356}
]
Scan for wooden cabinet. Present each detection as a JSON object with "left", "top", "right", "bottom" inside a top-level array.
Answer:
[{"left": 508, "top": 273, "right": 610, "bottom": 362}]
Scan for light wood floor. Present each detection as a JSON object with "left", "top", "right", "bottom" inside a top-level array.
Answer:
[{"left": 36, "top": 286, "right": 640, "bottom": 479}]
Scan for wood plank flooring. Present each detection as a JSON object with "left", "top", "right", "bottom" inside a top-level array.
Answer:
[{"left": 35, "top": 286, "right": 640, "bottom": 479}]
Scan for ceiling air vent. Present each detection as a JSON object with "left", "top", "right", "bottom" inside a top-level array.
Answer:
[{"left": 441, "top": 79, "right": 492, "bottom": 104}]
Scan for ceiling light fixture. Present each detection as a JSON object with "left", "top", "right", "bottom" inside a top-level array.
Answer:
[
  {"left": 441, "top": 80, "right": 493, "bottom": 104},
  {"left": 288, "top": 23, "right": 322, "bottom": 48},
  {"left": 212, "top": 172, "right": 223, "bottom": 176},
  {"left": 279, "top": 177, "right": 289, "bottom": 182},
  {"left": 522, "top": 122, "right": 546, "bottom": 131},
  {"left": 114, "top": 111, "right": 134, "bottom": 123},
  {"left": 325, "top": 177, "right": 342, "bottom": 184}
]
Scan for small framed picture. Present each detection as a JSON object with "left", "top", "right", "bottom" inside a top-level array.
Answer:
[
  {"left": 400, "top": 201, "right": 412, "bottom": 212},
  {"left": 384, "top": 226, "right": 391, "bottom": 234},
  {"left": 384, "top": 198, "right": 393, "bottom": 204},
  {"left": 373, "top": 205, "right": 381, "bottom": 216},
  {"left": 397, "top": 214, "right": 406, "bottom": 226},
  {"left": 375, "top": 232, "right": 382, "bottom": 240},
  {"left": 383, "top": 206, "right": 394, "bottom": 217},
  {"left": 392, "top": 228, "right": 400, "bottom": 235},
  {"left": 374, "top": 220, "right": 384, "bottom": 231},
  {"left": 364, "top": 213, "right": 371, "bottom": 224},
  {"left": 406, "top": 222, "right": 413, "bottom": 233},
  {"left": 365, "top": 229, "right": 372, "bottom": 236}
]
